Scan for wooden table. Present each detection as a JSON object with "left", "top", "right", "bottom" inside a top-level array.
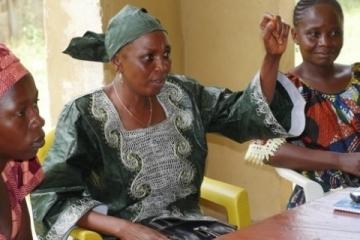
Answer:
[{"left": 217, "top": 188, "right": 360, "bottom": 240}]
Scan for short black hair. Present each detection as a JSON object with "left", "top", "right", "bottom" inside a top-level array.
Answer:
[{"left": 293, "top": 0, "right": 343, "bottom": 26}]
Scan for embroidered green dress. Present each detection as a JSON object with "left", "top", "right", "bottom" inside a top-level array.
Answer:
[{"left": 32, "top": 73, "right": 304, "bottom": 239}]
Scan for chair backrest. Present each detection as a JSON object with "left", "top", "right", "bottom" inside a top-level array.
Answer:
[
  {"left": 37, "top": 129, "right": 56, "bottom": 164},
  {"left": 28, "top": 129, "right": 56, "bottom": 239},
  {"left": 275, "top": 167, "right": 325, "bottom": 203},
  {"left": 200, "top": 177, "right": 251, "bottom": 228},
  {"left": 34, "top": 129, "right": 103, "bottom": 240}
]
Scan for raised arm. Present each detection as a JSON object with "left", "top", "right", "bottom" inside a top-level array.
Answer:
[
  {"left": 246, "top": 139, "right": 360, "bottom": 177},
  {"left": 259, "top": 14, "right": 290, "bottom": 103},
  {"left": 267, "top": 143, "right": 360, "bottom": 177}
]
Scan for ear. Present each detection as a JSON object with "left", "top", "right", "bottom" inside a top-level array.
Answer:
[
  {"left": 291, "top": 28, "right": 299, "bottom": 45},
  {"left": 111, "top": 56, "right": 124, "bottom": 73}
]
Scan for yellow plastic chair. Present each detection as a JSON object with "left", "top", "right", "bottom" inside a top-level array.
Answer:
[
  {"left": 37, "top": 129, "right": 102, "bottom": 240},
  {"left": 36, "top": 129, "right": 55, "bottom": 164},
  {"left": 35, "top": 129, "right": 251, "bottom": 239},
  {"left": 201, "top": 176, "right": 251, "bottom": 228}
]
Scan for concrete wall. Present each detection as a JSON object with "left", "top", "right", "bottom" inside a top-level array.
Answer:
[
  {"left": 45, "top": 0, "right": 294, "bottom": 222},
  {"left": 180, "top": 0, "right": 295, "bottom": 222},
  {"left": 44, "top": 0, "right": 104, "bottom": 124}
]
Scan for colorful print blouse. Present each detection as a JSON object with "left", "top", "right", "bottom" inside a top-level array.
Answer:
[{"left": 287, "top": 64, "right": 360, "bottom": 208}]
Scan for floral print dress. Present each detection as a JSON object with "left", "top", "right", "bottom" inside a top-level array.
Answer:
[{"left": 287, "top": 64, "right": 360, "bottom": 208}]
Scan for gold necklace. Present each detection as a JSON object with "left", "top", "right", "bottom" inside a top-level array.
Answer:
[{"left": 112, "top": 82, "right": 153, "bottom": 128}]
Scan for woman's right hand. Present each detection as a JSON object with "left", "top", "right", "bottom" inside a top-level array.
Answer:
[
  {"left": 78, "top": 211, "right": 168, "bottom": 240},
  {"left": 260, "top": 13, "right": 290, "bottom": 56},
  {"left": 337, "top": 152, "right": 360, "bottom": 176},
  {"left": 115, "top": 221, "right": 169, "bottom": 240}
]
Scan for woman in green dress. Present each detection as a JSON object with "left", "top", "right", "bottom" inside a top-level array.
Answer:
[{"left": 32, "top": 5, "right": 305, "bottom": 240}]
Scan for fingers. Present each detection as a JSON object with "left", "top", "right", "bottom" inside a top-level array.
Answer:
[
  {"left": 261, "top": 13, "right": 290, "bottom": 45},
  {"left": 274, "top": 15, "right": 282, "bottom": 41},
  {"left": 280, "top": 23, "right": 290, "bottom": 44},
  {"left": 260, "top": 12, "right": 275, "bottom": 31},
  {"left": 338, "top": 154, "right": 360, "bottom": 177},
  {"left": 261, "top": 15, "right": 276, "bottom": 41}
]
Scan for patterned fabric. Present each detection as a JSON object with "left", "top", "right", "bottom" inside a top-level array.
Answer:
[
  {"left": 63, "top": 5, "right": 166, "bottom": 62},
  {"left": 286, "top": 66, "right": 360, "bottom": 208},
  {"left": 32, "top": 73, "right": 304, "bottom": 239},
  {"left": 92, "top": 83, "right": 196, "bottom": 222},
  {"left": 0, "top": 158, "right": 44, "bottom": 239},
  {"left": 0, "top": 43, "right": 29, "bottom": 97}
]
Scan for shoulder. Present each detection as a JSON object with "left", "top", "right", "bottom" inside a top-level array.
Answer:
[
  {"left": 284, "top": 71, "right": 303, "bottom": 89},
  {"left": 58, "top": 89, "right": 103, "bottom": 123},
  {"left": 166, "top": 74, "right": 204, "bottom": 94},
  {"left": 167, "top": 74, "right": 200, "bottom": 86},
  {"left": 72, "top": 89, "right": 103, "bottom": 105},
  {"left": 63, "top": 89, "right": 103, "bottom": 112},
  {"left": 334, "top": 63, "right": 352, "bottom": 79},
  {"left": 352, "top": 62, "right": 360, "bottom": 80}
]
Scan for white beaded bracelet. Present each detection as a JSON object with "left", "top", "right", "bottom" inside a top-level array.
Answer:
[{"left": 245, "top": 138, "right": 286, "bottom": 165}]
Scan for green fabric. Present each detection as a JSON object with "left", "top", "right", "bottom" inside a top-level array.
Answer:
[
  {"left": 63, "top": 31, "right": 107, "bottom": 62},
  {"left": 32, "top": 74, "right": 295, "bottom": 239},
  {"left": 63, "top": 5, "right": 165, "bottom": 62},
  {"left": 105, "top": 5, "right": 165, "bottom": 60}
]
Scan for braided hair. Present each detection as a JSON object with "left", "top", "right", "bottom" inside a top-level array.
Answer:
[{"left": 293, "top": 0, "right": 344, "bottom": 26}]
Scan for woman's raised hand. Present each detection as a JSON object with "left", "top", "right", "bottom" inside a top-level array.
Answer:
[{"left": 260, "top": 13, "right": 290, "bottom": 56}]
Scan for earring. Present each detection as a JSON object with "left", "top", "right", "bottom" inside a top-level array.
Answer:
[{"left": 115, "top": 73, "right": 123, "bottom": 84}]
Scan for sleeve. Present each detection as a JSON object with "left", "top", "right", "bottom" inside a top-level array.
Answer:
[
  {"left": 192, "top": 72, "right": 305, "bottom": 142},
  {"left": 31, "top": 101, "right": 108, "bottom": 240}
]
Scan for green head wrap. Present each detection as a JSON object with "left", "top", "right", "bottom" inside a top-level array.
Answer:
[{"left": 63, "top": 5, "right": 166, "bottom": 62}]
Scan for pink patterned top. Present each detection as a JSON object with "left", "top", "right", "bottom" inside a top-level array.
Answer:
[{"left": 0, "top": 158, "right": 44, "bottom": 239}]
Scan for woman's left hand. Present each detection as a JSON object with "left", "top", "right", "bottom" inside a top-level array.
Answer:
[{"left": 260, "top": 13, "right": 290, "bottom": 56}]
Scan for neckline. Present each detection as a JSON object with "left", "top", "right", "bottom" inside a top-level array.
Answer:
[
  {"left": 295, "top": 75, "right": 355, "bottom": 96},
  {"left": 112, "top": 82, "right": 153, "bottom": 128},
  {"left": 101, "top": 88, "right": 168, "bottom": 132}
]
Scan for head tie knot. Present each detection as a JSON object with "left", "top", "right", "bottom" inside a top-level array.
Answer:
[{"left": 63, "top": 5, "right": 166, "bottom": 62}]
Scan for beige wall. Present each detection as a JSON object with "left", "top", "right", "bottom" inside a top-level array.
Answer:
[
  {"left": 44, "top": 0, "right": 104, "bottom": 125},
  {"left": 45, "top": 0, "right": 295, "bottom": 222},
  {"left": 180, "top": 0, "right": 295, "bottom": 222},
  {"left": 45, "top": 0, "right": 184, "bottom": 119}
]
